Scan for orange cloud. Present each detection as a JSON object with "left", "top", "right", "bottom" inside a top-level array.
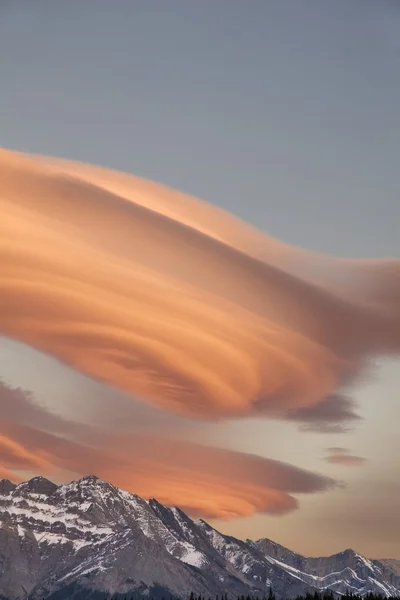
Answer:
[
  {"left": 0, "top": 381, "right": 335, "bottom": 519},
  {"left": 324, "top": 447, "right": 366, "bottom": 466},
  {"left": 0, "top": 434, "right": 52, "bottom": 471},
  {"left": 0, "top": 466, "right": 22, "bottom": 482},
  {"left": 0, "top": 148, "right": 399, "bottom": 426}
]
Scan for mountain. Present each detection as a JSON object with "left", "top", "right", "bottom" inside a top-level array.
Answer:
[
  {"left": 0, "top": 476, "right": 398, "bottom": 600},
  {"left": 380, "top": 561, "right": 400, "bottom": 577}
]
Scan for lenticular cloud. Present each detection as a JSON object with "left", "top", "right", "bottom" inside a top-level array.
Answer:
[
  {"left": 0, "top": 381, "right": 335, "bottom": 519},
  {"left": 1, "top": 148, "right": 399, "bottom": 422}
]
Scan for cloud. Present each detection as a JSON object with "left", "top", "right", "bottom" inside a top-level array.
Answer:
[
  {"left": 1, "top": 148, "right": 400, "bottom": 428},
  {"left": 0, "top": 466, "right": 22, "bottom": 482},
  {"left": 324, "top": 447, "right": 366, "bottom": 466},
  {"left": 0, "top": 381, "right": 335, "bottom": 519},
  {"left": 287, "top": 394, "right": 362, "bottom": 432}
]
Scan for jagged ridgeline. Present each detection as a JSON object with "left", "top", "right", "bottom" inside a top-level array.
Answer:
[{"left": 0, "top": 476, "right": 399, "bottom": 600}]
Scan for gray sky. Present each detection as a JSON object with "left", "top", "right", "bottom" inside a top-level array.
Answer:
[{"left": 0, "top": 1, "right": 399, "bottom": 558}]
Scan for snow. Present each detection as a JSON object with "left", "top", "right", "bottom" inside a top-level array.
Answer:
[
  {"left": 1, "top": 476, "right": 399, "bottom": 598},
  {"left": 0, "top": 502, "right": 112, "bottom": 535},
  {"left": 32, "top": 528, "right": 106, "bottom": 550},
  {"left": 0, "top": 479, "right": 113, "bottom": 553},
  {"left": 356, "top": 553, "right": 378, "bottom": 572},
  {"left": 8, "top": 477, "right": 210, "bottom": 571},
  {"left": 180, "top": 546, "right": 206, "bottom": 568},
  {"left": 260, "top": 553, "right": 398, "bottom": 596}
]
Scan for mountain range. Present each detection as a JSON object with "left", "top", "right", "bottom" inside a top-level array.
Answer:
[{"left": 0, "top": 475, "right": 399, "bottom": 600}]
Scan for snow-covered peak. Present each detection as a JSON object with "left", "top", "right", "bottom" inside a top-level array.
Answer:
[
  {"left": 55, "top": 474, "right": 119, "bottom": 506},
  {"left": 0, "top": 475, "right": 398, "bottom": 599},
  {"left": 58, "top": 474, "right": 114, "bottom": 493}
]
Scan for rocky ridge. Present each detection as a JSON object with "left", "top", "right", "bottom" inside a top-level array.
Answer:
[{"left": 0, "top": 476, "right": 398, "bottom": 600}]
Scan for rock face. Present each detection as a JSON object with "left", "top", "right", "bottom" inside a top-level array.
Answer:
[
  {"left": 380, "top": 560, "right": 400, "bottom": 576},
  {"left": 0, "top": 476, "right": 398, "bottom": 600}
]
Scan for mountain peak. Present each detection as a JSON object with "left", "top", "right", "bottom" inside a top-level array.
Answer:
[
  {"left": 0, "top": 475, "right": 398, "bottom": 599},
  {"left": 0, "top": 478, "right": 16, "bottom": 495},
  {"left": 336, "top": 547, "right": 357, "bottom": 558},
  {"left": 15, "top": 476, "right": 58, "bottom": 496},
  {"left": 78, "top": 474, "right": 102, "bottom": 483}
]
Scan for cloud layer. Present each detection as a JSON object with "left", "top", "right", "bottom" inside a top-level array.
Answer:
[
  {"left": 1, "top": 148, "right": 400, "bottom": 426},
  {"left": 0, "top": 381, "right": 334, "bottom": 519}
]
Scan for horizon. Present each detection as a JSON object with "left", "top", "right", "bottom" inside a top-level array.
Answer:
[{"left": 0, "top": 0, "right": 399, "bottom": 563}]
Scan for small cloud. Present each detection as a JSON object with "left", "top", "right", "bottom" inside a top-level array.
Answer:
[
  {"left": 324, "top": 447, "right": 367, "bottom": 467},
  {"left": 287, "top": 395, "right": 361, "bottom": 433}
]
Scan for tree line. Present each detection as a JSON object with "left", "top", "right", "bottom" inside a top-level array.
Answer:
[
  {"left": 184, "top": 592, "right": 400, "bottom": 600},
  {"left": 107, "top": 590, "right": 400, "bottom": 600}
]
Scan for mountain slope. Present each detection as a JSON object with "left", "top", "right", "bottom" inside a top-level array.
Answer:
[
  {"left": 0, "top": 476, "right": 398, "bottom": 599},
  {"left": 380, "top": 561, "right": 400, "bottom": 577}
]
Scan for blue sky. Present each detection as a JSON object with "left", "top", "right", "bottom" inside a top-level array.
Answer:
[{"left": 2, "top": 1, "right": 399, "bottom": 257}]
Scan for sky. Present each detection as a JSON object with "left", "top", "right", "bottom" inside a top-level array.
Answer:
[{"left": 0, "top": 0, "right": 399, "bottom": 559}]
